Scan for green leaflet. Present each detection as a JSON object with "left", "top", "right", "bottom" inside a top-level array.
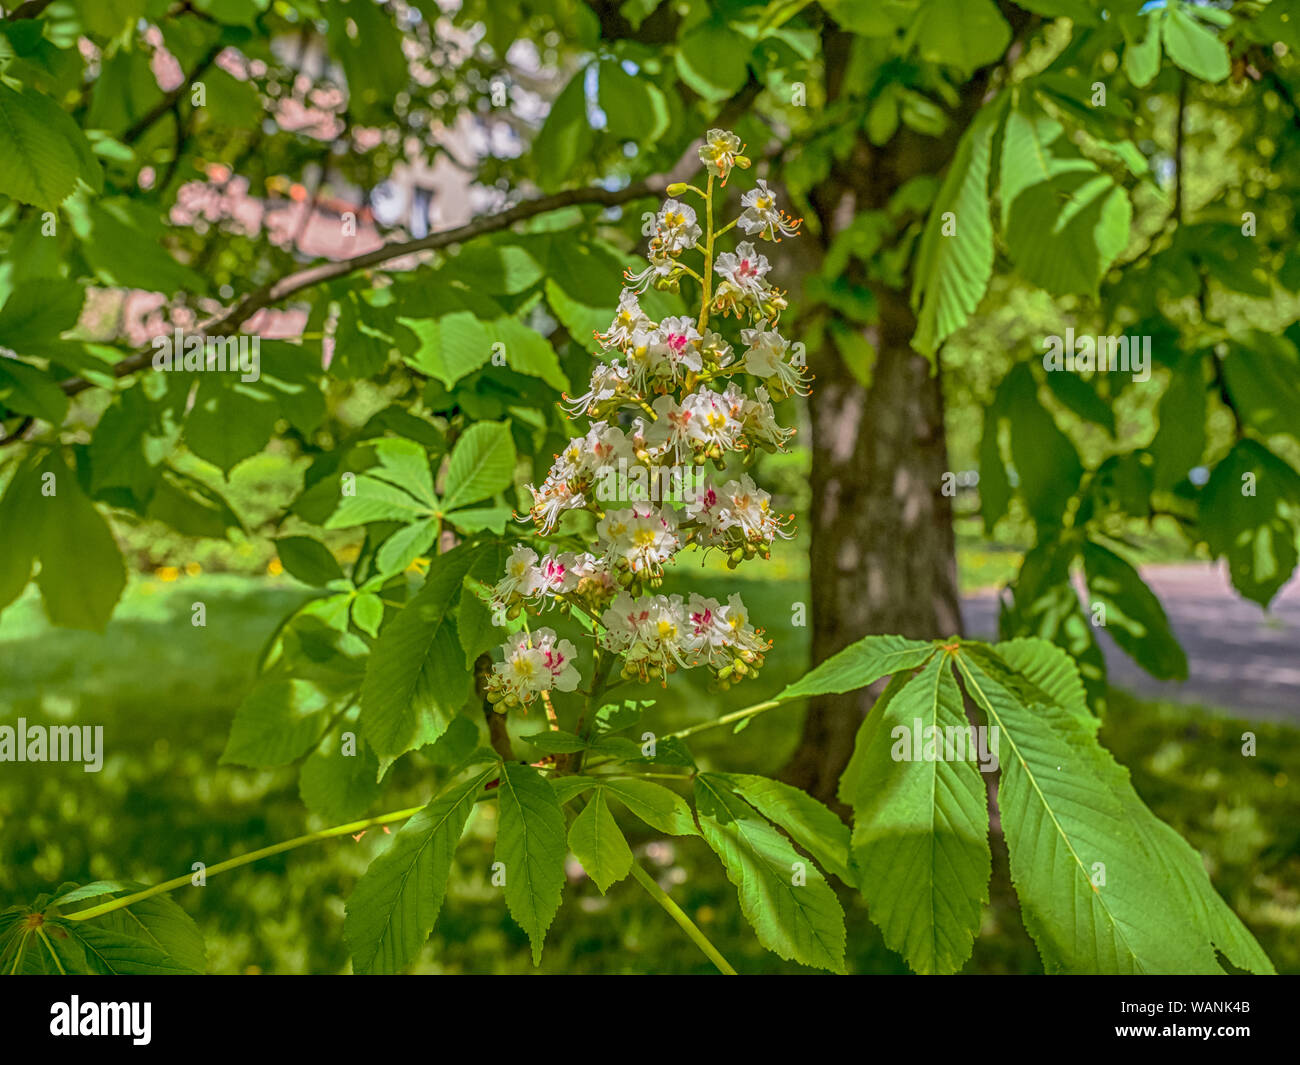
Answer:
[
  {"left": 695, "top": 775, "right": 847, "bottom": 973},
  {"left": 31, "top": 452, "right": 127, "bottom": 631},
  {"left": 441, "top": 421, "right": 517, "bottom": 513},
  {"left": 299, "top": 731, "right": 383, "bottom": 823},
  {"left": 0, "top": 82, "right": 100, "bottom": 211},
  {"left": 841, "top": 654, "right": 991, "bottom": 975},
  {"left": 1082, "top": 540, "right": 1188, "bottom": 681},
  {"left": 344, "top": 767, "right": 493, "bottom": 974},
  {"left": 1004, "top": 363, "right": 1083, "bottom": 528},
  {"left": 1004, "top": 169, "right": 1132, "bottom": 297},
  {"left": 1200, "top": 440, "right": 1300, "bottom": 608},
  {"left": 909, "top": 0, "right": 1011, "bottom": 75},
  {"left": 568, "top": 790, "right": 633, "bottom": 894},
  {"left": 219, "top": 677, "right": 333, "bottom": 768},
  {"left": 713, "top": 773, "right": 853, "bottom": 886},
  {"left": 600, "top": 777, "right": 697, "bottom": 837},
  {"left": 776, "top": 633, "right": 936, "bottom": 700},
  {"left": 359, "top": 544, "right": 485, "bottom": 772},
  {"left": 1162, "top": 4, "right": 1231, "bottom": 83},
  {"left": 997, "top": 105, "right": 1094, "bottom": 230},
  {"left": 911, "top": 95, "right": 1003, "bottom": 356},
  {"left": 276, "top": 536, "right": 345, "bottom": 586},
  {"left": 954, "top": 652, "right": 1220, "bottom": 973},
  {"left": 1148, "top": 354, "right": 1207, "bottom": 491},
  {"left": 495, "top": 761, "right": 567, "bottom": 964}
]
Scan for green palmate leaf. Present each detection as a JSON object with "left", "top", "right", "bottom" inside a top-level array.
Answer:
[
  {"left": 1162, "top": 4, "right": 1230, "bottom": 83},
  {"left": 64, "top": 924, "right": 195, "bottom": 975},
  {"left": 441, "top": 420, "right": 516, "bottom": 512},
  {"left": 375, "top": 517, "right": 438, "bottom": 576},
  {"left": 1002, "top": 540, "right": 1110, "bottom": 709},
  {"left": 600, "top": 777, "right": 697, "bottom": 837},
  {"left": 359, "top": 545, "right": 485, "bottom": 772},
  {"left": 351, "top": 592, "right": 385, "bottom": 637},
  {"left": 695, "top": 775, "right": 846, "bottom": 973},
  {"left": 1082, "top": 540, "right": 1188, "bottom": 681},
  {"left": 521, "top": 730, "right": 589, "bottom": 754},
  {"left": 184, "top": 381, "right": 278, "bottom": 474},
  {"left": 1005, "top": 169, "right": 1132, "bottom": 296},
  {"left": 979, "top": 642, "right": 1272, "bottom": 973},
  {"left": 979, "top": 377, "right": 1013, "bottom": 533},
  {"left": 495, "top": 761, "right": 567, "bottom": 964},
  {"left": 81, "top": 894, "right": 206, "bottom": 974},
  {"left": 991, "top": 637, "right": 1092, "bottom": 729},
  {"left": 0, "top": 457, "right": 43, "bottom": 615},
  {"left": 345, "top": 767, "right": 493, "bottom": 974},
  {"left": 675, "top": 18, "right": 751, "bottom": 101},
  {"left": 550, "top": 777, "right": 598, "bottom": 806},
  {"left": 276, "top": 536, "right": 345, "bottom": 586},
  {"left": 598, "top": 61, "right": 669, "bottom": 139},
  {"left": 1219, "top": 335, "right": 1300, "bottom": 440},
  {"left": 0, "top": 82, "right": 99, "bottom": 210},
  {"left": 715, "top": 773, "right": 853, "bottom": 886},
  {"left": 34, "top": 453, "right": 127, "bottom": 631},
  {"left": 1005, "top": 364, "right": 1083, "bottom": 527},
  {"left": 910, "top": 0, "right": 1011, "bottom": 74},
  {"left": 1199, "top": 440, "right": 1300, "bottom": 607},
  {"left": 1149, "top": 355, "right": 1206, "bottom": 490},
  {"left": 911, "top": 97, "right": 1002, "bottom": 356},
  {"left": 0, "top": 279, "right": 85, "bottom": 357},
  {"left": 777, "top": 633, "right": 935, "bottom": 700},
  {"left": 568, "top": 789, "right": 633, "bottom": 894},
  {"left": 533, "top": 68, "right": 593, "bottom": 190},
  {"left": 954, "top": 651, "right": 1220, "bottom": 973},
  {"left": 366, "top": 437, "right": 437, "bottom": 507},
  {"left": 325, "top": 474, "right": 432, "bottom": 528},
  {"left": 299, "top": 731, "right": 382, "bottom": 822},
  {"left": 1118, "top": 811, "right": 1275, "bottom": 974},
  {"left": 997, "top": 105, "right": 1092, "bottom": 230},
  {"left": 219, "top": 677, "right": 333, "bottom": 768},
  {"left": 839, "top": 654, "right": 990, "bottom": 974},
  {"left": 0, "top": 357, "right": 67, "bottom": 424},
  {"left": 1124, "top": 14, "right": 1163, "bottom": 88}
]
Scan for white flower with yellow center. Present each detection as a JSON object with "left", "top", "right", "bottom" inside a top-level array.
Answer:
[
  {"left": 739, "top": 179, "right": 802, "bottom": 241},
  {"left": 654, "top": 199, "right": 702, "bottom": 255}
]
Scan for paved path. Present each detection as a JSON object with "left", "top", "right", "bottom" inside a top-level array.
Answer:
[{"left": 962, "top": 562, "right": 1300, "bottom": 722}]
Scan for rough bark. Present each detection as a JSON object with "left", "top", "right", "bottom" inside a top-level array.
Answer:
[
  {"left": 780, "top": 289, "right": 963, "bottom": 806},
  {"left": 778, "top": 25, "right": 1005, "bottom": 805}
]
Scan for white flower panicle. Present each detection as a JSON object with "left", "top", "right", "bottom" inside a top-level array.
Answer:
[{"left": 490, "top": 129, "right": 807, "bottom": 702}]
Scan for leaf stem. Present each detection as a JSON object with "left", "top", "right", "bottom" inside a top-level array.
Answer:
[
  {"left": 58, "top": 795, "right": 501, "bottom": 922},
  {"left": 627, "top": 859, "right": 737, "bottom": 975}
]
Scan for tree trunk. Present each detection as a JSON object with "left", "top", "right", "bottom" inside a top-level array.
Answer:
[
  {"left": 778, "top": 25, "right": 987, "bottom": 805},
  {"left": 780, "top": 288, "right": 963, "bottom": 805}
]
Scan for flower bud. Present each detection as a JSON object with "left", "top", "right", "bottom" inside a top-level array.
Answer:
[
  {"left": 735, "top": 155, "right": 751, "bottom": 168},
  {"left": 666, "top": 182, "right": 689, "bottom": 195}
]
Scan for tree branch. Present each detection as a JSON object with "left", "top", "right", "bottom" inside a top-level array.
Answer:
[
  {"left": 122, "top": 40, "right": 225, "bottom": 146},
  {"left": 4, "top": 0, "right": 55, "bottom": 20},
  {"left": 60, "top": 158, "right": 700, "bottom": 397}
]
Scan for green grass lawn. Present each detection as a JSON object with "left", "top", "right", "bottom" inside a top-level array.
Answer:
[{"left": 1, "top": 572, "right": 1295, "bottom": 973}]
